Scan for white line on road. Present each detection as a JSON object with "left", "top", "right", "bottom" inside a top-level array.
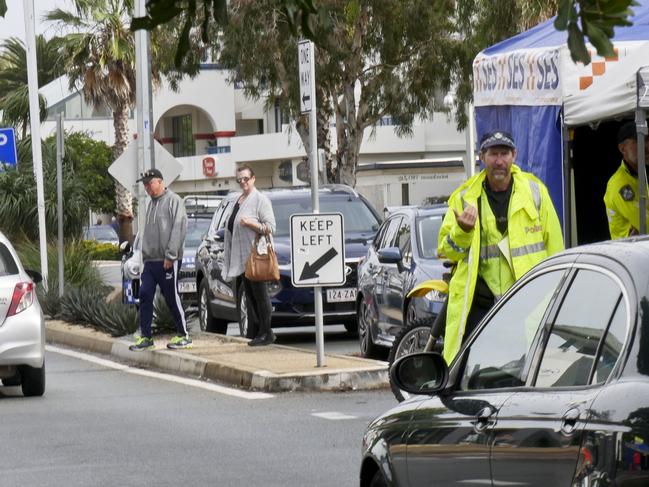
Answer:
[
  {"left": 311, "top": 411, "right": 358, "bottom": 420},
  {"left": 46, "top": 345, "right": 274, "bottom": 400}
]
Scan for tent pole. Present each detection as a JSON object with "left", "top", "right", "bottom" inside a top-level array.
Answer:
[
  {"left": 561, "top": 113, "right": 572, "bottom": 248},
  {"left": 637, "top": 108, "right": 647, "bottom": 235}
]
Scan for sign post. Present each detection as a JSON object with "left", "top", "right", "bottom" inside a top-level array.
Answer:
[
  {"left": 297, "top": 39, "right": 326, "bottom": 366},
  {"left": 0, "top": 127, "right": 18, "bottom": 167}
]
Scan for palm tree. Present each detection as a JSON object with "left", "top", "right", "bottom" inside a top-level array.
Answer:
[
  {"left": 0, "top": 35, "right": 63, "bottom": 138},
  {"left": 46, "top": 0, "right": 139, "bottom": 243}
]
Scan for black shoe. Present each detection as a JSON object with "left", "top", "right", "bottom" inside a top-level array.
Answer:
[{"left": 248, "top": 331, "right": 276, "bottom": 347}]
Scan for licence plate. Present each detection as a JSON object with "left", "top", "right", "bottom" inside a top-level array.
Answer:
[
  {"left": 326, "top": 287, "right": 357, "bottom": 303},
  {"left": 178, "top": 281, "right": 196, "bottom": 293}
]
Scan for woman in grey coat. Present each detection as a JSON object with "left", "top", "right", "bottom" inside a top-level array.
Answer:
[{"left": 222, "top": 165, "right": 277, "bottom": 346}]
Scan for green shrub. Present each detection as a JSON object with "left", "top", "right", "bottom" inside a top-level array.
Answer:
[
  {"left": 79, "top": 240, "right": 121, "bottom": 260},
  {"left": 59, "top": 287, "right": 138, "bottom": 337},
  {"left": 152, "top": 293, "right": 177, "bottom": 334},
  {"left": 16, "top": 239, "right": 107, "bottom": 317}
]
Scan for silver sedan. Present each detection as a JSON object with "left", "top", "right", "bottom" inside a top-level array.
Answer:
[{"left": 0, "top": 232, "right": 45, "bottom": 397}]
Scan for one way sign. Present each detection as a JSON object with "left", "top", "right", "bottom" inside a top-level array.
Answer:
[{"left": 290, "top": 213, "right": 345, "bottom": 287}]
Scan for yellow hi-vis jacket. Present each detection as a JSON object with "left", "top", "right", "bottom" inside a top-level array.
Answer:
[
  {"left": 438, "top": 165, "right": 564, "bottom": 364},
  {"left": 603, "top": 161, "right": 649, "bottom": 239}
]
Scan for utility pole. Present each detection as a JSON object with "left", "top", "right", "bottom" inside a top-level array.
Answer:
[
  {"left": 134, "top": 0, "right": 155, "bottom": 233},
  {"left": 23, "top": 0, "right": 48, "bottom": 288}
]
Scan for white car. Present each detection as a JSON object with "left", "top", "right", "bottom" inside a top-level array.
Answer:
[{"left": 0, "top": 232, "right": 46, "bottom": 397}]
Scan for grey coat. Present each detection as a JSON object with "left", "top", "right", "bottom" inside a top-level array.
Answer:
[
  {"left": 141, "top": 189, "right": 187, "bottom": 262},
  {"left": 222, "top": 188, "right": 276, "bottom": 281}
]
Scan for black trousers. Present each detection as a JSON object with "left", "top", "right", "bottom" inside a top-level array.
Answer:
[
  {"left": 237, "top": 275, "right": 272, "bottom": 339},
  {"left": 463, "top": 298, "right": 493, "bottom": 343}
]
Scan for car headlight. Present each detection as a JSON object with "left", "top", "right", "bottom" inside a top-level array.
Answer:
[{"left": 424, "top": 289, "right": 446, "bottom": 302}]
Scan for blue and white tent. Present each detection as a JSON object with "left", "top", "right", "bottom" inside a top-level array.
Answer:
[{"left": 473, "top": 0, "right": 649, "bottom": 241}]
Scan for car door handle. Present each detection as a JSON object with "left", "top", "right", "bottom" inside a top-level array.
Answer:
[
  {"left": 472, "top": 406, "right": 495, "bottom": 433},
  {"left": 561, "top": 407, "right": 581, "bottom": 435}
]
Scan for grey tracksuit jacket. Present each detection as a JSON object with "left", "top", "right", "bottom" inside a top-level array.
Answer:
[{"left": 142, "top": 189, "right": 187, "bottom": 262}]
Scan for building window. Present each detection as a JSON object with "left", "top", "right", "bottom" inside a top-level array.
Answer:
[{"left": 172, "top": 114, "right": 195, "bottom": 157}]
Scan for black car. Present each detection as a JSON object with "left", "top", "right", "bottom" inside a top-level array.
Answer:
[
  {"left": 356, "top": 206, "right": 447, "bottom": 358},
  {"left": 361, "top": 236, "right": 649, "bottom": 487},
  {"left": 195, "top": 185, "right": 381, "bottom": 336}
]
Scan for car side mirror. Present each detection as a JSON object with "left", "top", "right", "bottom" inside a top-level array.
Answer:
[
  {"left": 25, "top": 269, "right": 43, "bottom": 284},
  {"left": 120, "top": 241, "right": 132, "bottom": 254},
  {"left": 390, "top": 352, "right": 449, "bottom": 396},
  {"left": 378, "top": 247, "right": 403, "bottom": 271},
  {"left": 215, "top": 228, "right": 226, "bottom": 242}
]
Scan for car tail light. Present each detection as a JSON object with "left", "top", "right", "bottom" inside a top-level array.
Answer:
[{"left": 7, "top": 282, "right": 34, "bottom": 317}]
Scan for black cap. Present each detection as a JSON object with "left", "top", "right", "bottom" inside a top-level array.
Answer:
[
  {"left": 136, "top": 168, "right": 164, "bottom": 183},
  {"left": 617, "top": 121, "right": 637, "bottom": 144},
  {"left": 479, "top": 130, "right": 516, "bottom": 151}
]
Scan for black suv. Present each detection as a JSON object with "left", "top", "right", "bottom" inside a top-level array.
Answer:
[{"left": 195, "top": 185, "right": 381, "bottom": 336}]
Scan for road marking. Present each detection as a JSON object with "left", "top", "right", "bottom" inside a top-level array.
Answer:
[
  {"left": 311, "top": 411, "right": 358, "bottom": 420},
  {"left": 46, "top": 345, "right": 274, "bottom": 400}
]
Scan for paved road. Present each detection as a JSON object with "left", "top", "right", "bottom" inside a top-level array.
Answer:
[{"left": 0, "top": 349, "right": 396, "bottom": 486}]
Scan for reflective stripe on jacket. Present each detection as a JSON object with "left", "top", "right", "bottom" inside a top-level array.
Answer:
[
  {"left": 603, "top": 161, "right": 649, "bottom": 239},
  {"left": 438, "top": 165, "right": 564, "bottom": 364}
]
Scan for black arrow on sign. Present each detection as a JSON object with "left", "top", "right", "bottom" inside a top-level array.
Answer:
[
  {"left": 300, "top": 247, "right": 338, "bottom": 280},
  {"left": 302, "top": 93, "right": 310, "bottom": 104}
]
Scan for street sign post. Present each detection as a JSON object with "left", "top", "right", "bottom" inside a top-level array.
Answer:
[
  {"left": 0, "top": 127, "right": 18, "bottom": 167},
  {"left": 298, "top": 40, "right": 314, "bottom": 114},
  {"left": 290, "top": 213, "right": 345, "bottom": 287}
]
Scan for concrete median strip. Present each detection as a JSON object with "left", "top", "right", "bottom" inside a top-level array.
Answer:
[{"left": 45, "top": 320, "right": 389, "bottom": 393}]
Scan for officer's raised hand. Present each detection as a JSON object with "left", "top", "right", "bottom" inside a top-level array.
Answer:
[{"left": 453, "top": 205, "right": 477, "bottom": 233}]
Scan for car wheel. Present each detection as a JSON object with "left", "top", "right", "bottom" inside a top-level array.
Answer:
[
  {"left": 198, "top": 280, "right": 228, "bottom": 334},
  {"left": 358, "top": 294, "right": 380, "bottom": 358},
  {"left": 369, "top": 470, "right": 388, "bottom": 487},
  {"left": 388, "top": 317, "right": 435, "bottom": 402},
  {"left": 19, "top": 363, "right": 45, "bottom": 397},
  {"left": 237, "top": 283, "right": 254, "bottom": 338},
  {"left": 405, "top": 299, "right": 418, "bottom": 327},
  {"left": 343, "top": 321, "right": 358, "bottom": 335}
]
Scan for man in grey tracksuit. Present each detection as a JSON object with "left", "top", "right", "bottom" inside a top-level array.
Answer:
[{"left": 129, "top": 168, "right": 190, "bottom": 351}]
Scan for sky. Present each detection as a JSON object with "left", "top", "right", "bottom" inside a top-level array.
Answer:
[{"left": 0, "top": 0, "right": 73, "bottom": 43}]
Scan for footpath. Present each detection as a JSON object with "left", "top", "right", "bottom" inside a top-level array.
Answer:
[{"left": 45, "top": 320, "right": 389, "bottom": 393}]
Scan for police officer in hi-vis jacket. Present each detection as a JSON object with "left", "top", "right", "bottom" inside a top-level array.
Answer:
[
  {"left": 604, "top": 121, "right": 649, "bottom": 240},
  {"left": 438, "top": 130, "right": 564, "bottom": 364}
]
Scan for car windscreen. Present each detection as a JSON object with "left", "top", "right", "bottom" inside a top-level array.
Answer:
[
  {"left": 416, "top": 214, "right": 444, "bottom": 258},
  {"left": 272, "top": 196, "right": 380, "bottom": 237},
  {"left": 185, "top": 219, "right": 211, "bottom": 247},
  {"left": 0, "top": 243, "right": 19, "bottom": 276}
]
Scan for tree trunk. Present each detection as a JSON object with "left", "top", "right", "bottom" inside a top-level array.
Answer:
[{"left": 112, "top": 106, "right": 134, "bottom": 244}]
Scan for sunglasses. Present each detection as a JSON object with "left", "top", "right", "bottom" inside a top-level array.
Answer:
[{"left": 236, "top": 176, "right": 252, "bottom": 184}]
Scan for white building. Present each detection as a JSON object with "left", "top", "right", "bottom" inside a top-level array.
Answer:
[{"left": 40, "top": 65, "right": 469, "bottom": 212}]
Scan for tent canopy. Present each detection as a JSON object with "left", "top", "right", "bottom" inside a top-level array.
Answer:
[{"left": 472, "top": 0, "right": 649, "bottom": 227}]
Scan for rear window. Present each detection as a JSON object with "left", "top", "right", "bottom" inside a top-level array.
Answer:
[
  {"left": 0, "top": 243, "right": 19, "bottom": 276},
  {"left": 272, "top": 195, "right": 380, "bottom": 237}
]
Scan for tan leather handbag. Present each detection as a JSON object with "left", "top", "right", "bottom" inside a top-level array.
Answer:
[{"left": 245, "top": 235, "right": 279, "bottom": 282}]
